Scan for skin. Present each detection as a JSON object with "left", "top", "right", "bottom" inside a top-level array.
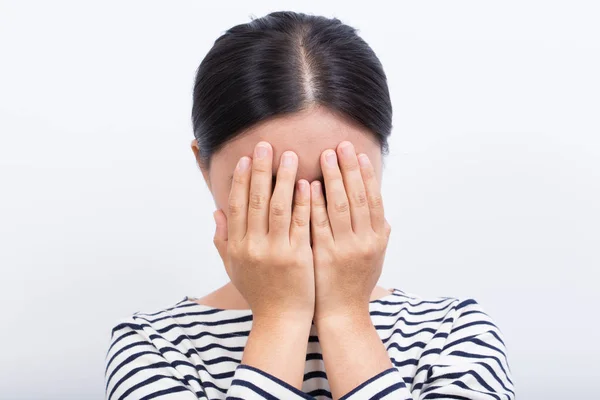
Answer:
[{"left": 191, "top": 104, "right": 394, "bottom": 397}]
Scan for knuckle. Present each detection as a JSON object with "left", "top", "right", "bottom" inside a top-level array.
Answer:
[
  {"left": 245, "top": 242, "right": 264, "bottom": 262},
  {"left": 353, "top": 190, "right": 368, "bottom": 207},
  {"left": 346, "top": 160, "right": 360, "bottom": 171},
  {"left": 315, "top": 217, "right": 330, "bottom": 229},
  {"left": 249, "top": 192, "right": 268, "bottom": 210},
  {"left": 333, "top": 200, "right": 349, "bottom": 214},
  {"left": 292, "top": 213, "right": 308, "bottom": 227},
  {"left": 273, "top": 253, "right": 290, "bottom": 267},
  {"left": 232, "top": 173, "right": 246, "bottom": 186},
  {"left": 312, "top": 196, "right": 326, "bottom": 207},
  {"left": 253, "top": 162, "right": 271, "bottom": 174},
  {"left": 368, "top": 193, "right": 383, "bottom": 209},
  {"left": 361, "top": 239, "right": 378, "bottom": 258},
  {"left": 270, "top": 200, "right": 288, "bottom": 217},
  {"left": 228, "top": 201, "right": 243, "bottom": 216},
  {"left": 385, "top": 222, "right": 392, "bottom": 236},
  {"left": 227, "top": 242, "right": 240, "bottom": 260},
  {"left": 294, "top": 194, "right": 309, "bottom": 208}
]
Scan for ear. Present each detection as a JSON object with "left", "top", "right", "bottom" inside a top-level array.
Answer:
[{"left": 191, "top": 139, "right": 212, "bottom": 191}]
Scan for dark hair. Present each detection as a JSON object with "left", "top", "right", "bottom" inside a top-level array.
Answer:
[{"left": 191, "top": 11, "right": 392, "bottom": 169}]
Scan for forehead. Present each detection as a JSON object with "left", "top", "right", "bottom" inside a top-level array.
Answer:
[{"left": 211, "top": 105, "right": 380, "bottom": 182}]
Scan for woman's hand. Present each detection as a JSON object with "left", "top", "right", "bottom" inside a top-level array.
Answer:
[
  {"left": 213, "top": 141, "right": 315, "bottom": 389},
  {"left": 212, "top": 141, "right": 315, "bottom": 323},
  {"left": 310, "top": 141, "right": 391, "bottom": 325}
]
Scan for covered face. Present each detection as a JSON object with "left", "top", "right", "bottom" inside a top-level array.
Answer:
[{"left": 192, "top": 105, "right": 384, "bottom": 230}]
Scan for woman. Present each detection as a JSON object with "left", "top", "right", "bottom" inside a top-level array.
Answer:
[{"left": 104, "top": 11, "right": 514, "bottom": 400}]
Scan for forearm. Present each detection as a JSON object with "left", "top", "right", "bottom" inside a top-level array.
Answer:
[
  {"left": 241, "top": 315, "right": 313, "bottom": 390},
  {"left": 316, "top": 312, "right": 393, "bottom": 399}
]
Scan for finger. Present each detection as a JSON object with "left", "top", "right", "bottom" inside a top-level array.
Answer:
[
  {"left": 290, "top": 179, "right": 311, "bottom": 247},
  {"left": 384, "top": 218, "right": 392, "bottom": 238},
  {"left": 336, "top": 141, "right": 370, "bottom": 233},
  {"left": 357, "top": 153, "right": 385, "bottom": 232},
  {"left": 269, "top": 151, "right": 298, "bottom": 240},
  {"left": 247, "top": 141, "right": 273, "bottom": 237},
  {"left": 321, "top": 149, "right": 352, "bottom": 240},
  {"left": 228, "top": 156, "right": 251, "bottom": 242},
  {"left": 212, "top": 209, "right": 230, "bottom": 275},
  {"left": 310, "top": 181, "right": 333, "bottom": 243}
]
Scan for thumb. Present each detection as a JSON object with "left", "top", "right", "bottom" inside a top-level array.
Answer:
[{"left": 212, "top": 209, "right": 228, "bottom": 264}]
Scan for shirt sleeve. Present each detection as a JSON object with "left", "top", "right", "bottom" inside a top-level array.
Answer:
[
  {"left": 338, "top": 298, "right": 515, "bottom": 400},
  {"left": 417, "top": 298, "right": 515, "bottom": 399},
  {"left": 104, "top": 318, "right": 316, "bottom": 400},
  {"left": 104, "top": 320, "right": 202, "bottom": 400},
  {"left": 227, "top": 364, "right": 315, "bottom": 399}
]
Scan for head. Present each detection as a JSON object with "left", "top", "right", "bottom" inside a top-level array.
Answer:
[{"left": 191, "top": 11, "right": 392, "bottom": 220}]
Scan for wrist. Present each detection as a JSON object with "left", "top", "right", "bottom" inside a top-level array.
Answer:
[
  {"left": 314, "top": 309, "right": 373, "bottom": 332},
  {"left": 243, "top": 311, "right": 313, "bottom": 390},
  {"left": 252, "top": 314, "right": 313, "bottom": 333}
]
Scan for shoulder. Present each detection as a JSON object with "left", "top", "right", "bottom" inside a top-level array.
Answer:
[
  {"left": 382, "top": 288, "right": 461, "bottom": 313},
  {"left": 389, "top": 288, "right": 492, "bottom": 313},
  {"left": 391, "top": 291, "right": 515, "bottom": 397},
  {"left": 400, "top": 289, "right": 509, "bottom": 353},
  {"left": 387, "top": 288, "right": 504, "bottom": 335},
  {"left": 107, "top": 297, "right": 193, "bottom": 342},
  {"left": 104, "top": 298, "right": 197, "bottom": 396},
  {"left": 105, "top": 296, "right": 212, "bottom": 374},
  {"left": 104, "top": 298, "right": 210, "bottom": 399}
]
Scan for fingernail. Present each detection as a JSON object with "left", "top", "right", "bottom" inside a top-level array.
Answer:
[
  {"left": 312, "top": 181, "right": 322, "bottom": 196},
  {"left": 358, "top": 154, "right": 370, "bottom": 167},
  {"left": 340, "top": 142, "right": 353, "bottom": 156},
  {"left": 298, "top": 180, "right": 307, "bottom": 193},
  {"left": 255, "top": 143, "right": 268, "bottom": 159},
  {"left": 325, "top": 150, "right": 337, "bottom": 167},
  {"left": 237, "top": 156, "right": 250, "bottom": 171},
  {"left": 282, "top": 152, "right": 294, "bottom": 167}
]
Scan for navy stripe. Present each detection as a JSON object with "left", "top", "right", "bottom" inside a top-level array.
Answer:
[
  {"left": 230, "top": 378, "right": 277, "bottom": 399},
  {"left": 443, "top": 331, "right": 507, "bottom": 354},
  {"left": 422, "top": 370, "right": 497, "bottom": 394},
  {"left": 105, "top": 340, "right": 151, "bottom": 374},
  {"left": 372, "top": 380, "right": 407, "bottom": 399},
  {"left": 106, "top": 350, "right": 162, "bottom": 388},
  {"left": 148, "top": 329, "right": 251, "bottom": 346},
  {"left": 306, "top": 352, "right": 324, "bottom": 361},
  {"left": 424, "top": 381, "right": 502, "bottom": 400},
  {"left": 236, "top": 364, "right": 315, "bottom": 399},
  {"left": 449, "top": 350, "right": 514, "bottom": 386},
  {"left": 456, "top": 298, "right": 479, "bottom": 310},
  {"left": 370, "top": 312, "right": 446, "bottom": 325},
  {"left": 107, "top": 328, "right": 138, "bottom": 355},
  {"left": 138, "top": 385, "right": 192, "bottom": 400},
  {"left": 390, "top": 357, "right": 419, "bottom": 368},
  {"left": 339, "top": 367, "right": 397, "bottom": 400},
  {"left": 452, "top": 320, "right": 498, "bottom": 335},
  {"left": 134, "top": 313, "right": 254, "bottom": 332},
  {"left": 307, "top": 388, "right": 332, "bottom": 398},
  {"left": 385, "top": 341, "right": 427, "bottom": 352},
  {"left": 118, "top": 374, "right": 202, "bottom": 400},
  {"left": 109, "top": 362, "right": 174, "bottom": 397},
  {"left": 304, "top": 370, "right": 327, "bottom": 380},
  {"left": 422, "top": 393, "right": 473, "bottom": 400}
]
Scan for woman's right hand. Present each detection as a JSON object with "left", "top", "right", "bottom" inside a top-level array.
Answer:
[{"left": 213, "top": 141, "right": 315, "bottom": 323}]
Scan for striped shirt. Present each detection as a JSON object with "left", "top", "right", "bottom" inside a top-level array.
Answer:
[{"left": 104, "top": 288, "right": 515, "bottom": 399}]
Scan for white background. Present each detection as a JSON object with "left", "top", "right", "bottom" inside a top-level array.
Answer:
[{"left": 1, "top": 1, "right": 598, "bottom": 399}]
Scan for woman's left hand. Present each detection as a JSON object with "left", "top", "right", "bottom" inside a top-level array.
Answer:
[{"left": 310, "top": 141, "right": 392, "bottom": 325}]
